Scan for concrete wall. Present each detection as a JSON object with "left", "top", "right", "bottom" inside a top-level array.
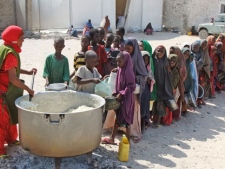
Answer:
[
  {"left": 0, "top": 0, "right": 16, "bottom": 29},
  {"left": 163, "top": 0, "right": 222, "bottom": 32}
]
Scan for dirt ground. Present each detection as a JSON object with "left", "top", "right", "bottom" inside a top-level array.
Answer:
[{"left": 0, "top": 32, "right": 225, "bottom": 169}]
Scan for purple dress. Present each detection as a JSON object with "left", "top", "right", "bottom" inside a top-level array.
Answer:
[{"left": 115, "top": 51, "right": 136, "bottom": 125}]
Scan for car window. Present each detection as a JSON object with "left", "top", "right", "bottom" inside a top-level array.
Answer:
[{"left": 215, "top": 15, "right": 225, "bottom": 22}]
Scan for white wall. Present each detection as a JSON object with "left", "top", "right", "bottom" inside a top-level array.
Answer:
[
  {"left": 125, "top": 0, "right": 142, "bottom": 30},
  {"left": 125, "top": 0, "right": 163, "bottom": 31},
  {"left": 38, "top": 0, "right": 70, "bottom": 29},
  {"left": 71, "top": 0, "right": 102, "bottom": 29},
  {"left": 101, "top": 0, "right": 116, "bottom": 31},
  {"left": 142, "top": 0, "right": 163, "bottom": 31}
]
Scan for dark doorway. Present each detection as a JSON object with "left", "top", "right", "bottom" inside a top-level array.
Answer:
[{"left": 116, "top": 0, "right": 127, "bottom": 28}]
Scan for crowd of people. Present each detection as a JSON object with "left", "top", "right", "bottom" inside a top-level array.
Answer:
[{"left": 1, "top": 24, "right": 225, "bottom": 157}]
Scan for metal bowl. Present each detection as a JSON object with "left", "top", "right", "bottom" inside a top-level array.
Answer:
[
  {"left": 45, "top": 83, "right": 67, "bottom": 91},
  {"left": 105, "top": 96, "right": 120, "bottom": 110}
]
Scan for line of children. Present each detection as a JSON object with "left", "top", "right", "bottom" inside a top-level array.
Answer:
[{"left": 41, "top": 31, "right": 225, "bottom": 145}]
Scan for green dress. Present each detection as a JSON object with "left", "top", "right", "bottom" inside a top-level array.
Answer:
[{"left": 43, "top": 54, "right": 70, "bottom": 84}]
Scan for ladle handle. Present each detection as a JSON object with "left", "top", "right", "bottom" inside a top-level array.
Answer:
[{"left": 29, "top": 71, "right": 35, "bottom": 101}]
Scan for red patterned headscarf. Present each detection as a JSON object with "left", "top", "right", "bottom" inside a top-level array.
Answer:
[{"left": 2, "top": 25, "right": 23, "bottom": 53}]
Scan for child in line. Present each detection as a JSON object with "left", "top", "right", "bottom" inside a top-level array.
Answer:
[
  {"left": 105, "top": 33, "right": 114, "bottom": 53},
  {"left": 141, "top": 51, "right": 155, "bottom": 131},
  {"left": 43, "top": 36, "right": 70, "bottom": 86},
  {"left": 102, "top": 51, "right": 136, "bottom": 144},
  {"left": 74, "top": 50, "right": 101, "bottom": 94},
  {"left": 116, "top": 27, "right": 125, "bottom": 51},
  {"left": 88, "top": 29, "right": 108, "bottom": 76},
  {"left": 167, "top": 54, "right": 180, "bottom": 123},
  {"left": 70, "top": 35, "right": 90, "bottom": 78},
  {"left": 112, "top": 35, "right": 121, "bottom": 50},
  {"left": 98, "top": 27, "right": 106, "bottom": 46}
]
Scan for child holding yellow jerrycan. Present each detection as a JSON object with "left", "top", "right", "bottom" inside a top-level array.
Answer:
[{"left": 118, "top": 134, "right": 130, "bottom": 162}]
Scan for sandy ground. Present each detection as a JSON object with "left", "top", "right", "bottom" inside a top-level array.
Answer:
[{"left": 0, "top": 32, "right": 225, "bottom": 169}]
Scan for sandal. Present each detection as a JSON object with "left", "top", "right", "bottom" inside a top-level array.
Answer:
[
  {"left": 0, "top": 154, "right": 10, "bottom": 158},
  {"left": 101, "top": 138, "right": 117, "bottom": 145},
  {"left": 8, "top": 140, "right": 20, "bottom": 147}
]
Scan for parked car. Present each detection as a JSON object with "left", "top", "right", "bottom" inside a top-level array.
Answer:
[{"left": 198, "top": 13, "right": 225, "bottom": 39}]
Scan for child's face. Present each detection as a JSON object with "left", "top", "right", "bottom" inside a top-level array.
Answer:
[
  {"left": 183, "top": 50, "right": 190, "bottom": 60},
  {"left": 156, "top": 47, "right": 165, "bottom": 59},
  {"left": 81, "top": 37, "right": 90, "bottom": 49},
  {"left": 201, "top": 41, "right": 207, "bottom": 50},
  {"left": 92, "top": 33, "right": 100, "bottom": 44},
  {"left": 105, "top": 36, "right": 113, "bottom": 47},
  {"left": 86, "top": 56, "right": 99, "bottom": 68},
  {"left": 116, "top": 55, "right": 125, "bottom": 68},
  {"left": 125, "top": 45, "right": 134, "bottom": 55},
  {"left": 138, "top": 41, "right": 143, "bottom": 51},
  {"left": 192, "top": 44, "right": 200, "bottom": 53},
  {"left": 143, "top": 55, "right": 149, "bottom": 66},
  {"left": 98, "top": 29, "right": 105, "bottom": 40},
  {"left": 169, "top": 58, "right": 176, "bottom": 68},
  {"left": 54, "top": 41, "right": 65, "bottom": 53},
  {"left": 113, "top": 37, "right": 120, "bottom": 48}
]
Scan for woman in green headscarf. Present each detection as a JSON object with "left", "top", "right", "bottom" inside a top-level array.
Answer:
[{"left": 139, "top": 40, "right": 156, "bottom": 101}]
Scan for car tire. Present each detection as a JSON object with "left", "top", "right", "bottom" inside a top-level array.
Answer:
[{"left": 199, "top": 29, "right": 208, "bottom": 39}]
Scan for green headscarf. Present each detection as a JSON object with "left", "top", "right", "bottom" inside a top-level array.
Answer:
[{"left": 141, "top": 40, "right": 156, "bottom": 100}]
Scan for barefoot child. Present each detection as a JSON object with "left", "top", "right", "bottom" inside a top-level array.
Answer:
[
  {"left": 102, "top": 51, "right": 136, "bottom": 144},
  {"left": 43, "top": 36, "right": 70, "bottom": 86},
  {"left": 74, "top": 50, "right": 101, "bottom": 93},
  {"left": 70, "top": 35, "right": 90, "bottom": 78}
]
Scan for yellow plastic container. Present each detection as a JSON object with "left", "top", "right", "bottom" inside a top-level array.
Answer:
[
  {"left": 118, "top": 134, "right": 130, "bottom": 162},
  {"left": 187, "top": 31, "right": 192, "bottom": 36}
]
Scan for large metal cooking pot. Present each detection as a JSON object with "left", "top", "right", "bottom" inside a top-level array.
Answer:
[{"left": 15, "top": 91, "right": 105, "bottom": 158}]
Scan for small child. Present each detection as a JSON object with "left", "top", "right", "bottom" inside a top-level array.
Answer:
[
  {"left": 70, "top": 35, "right": 90, "bottom": 78},
  {"left": 74, "top": 50, "right": 101, "bottom": 94},
  {"left": 141, "top": 51, "right": 155, "bottom": 132},
  {"left": 43, "top": 36, "right": 70, "bottom": 86},
  {"left": 105, "top": 33, "right": 114, "bottom": 53},
  {"left": 116, "top": 27, "right": 125, "bottom": 51},
  {"left": 102, "top": 51, "right": 136, "bottom": 144},
  {"left": 112, "top": 35, "right": 121, "bottom": 50},
  {"left": 98, "top": 27, "right": 106, "bottom": 46}
]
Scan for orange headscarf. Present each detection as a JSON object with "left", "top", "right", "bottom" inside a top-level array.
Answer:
[{"left": 1, "top": 25, "right": 23, "bottom": 53}]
